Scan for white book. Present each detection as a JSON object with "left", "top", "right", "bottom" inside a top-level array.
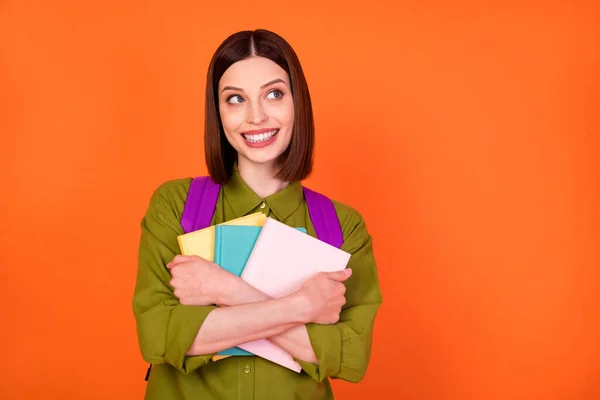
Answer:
[
  {"left": 240, "top": 217, "right": 352, "bottom": 298},
  {"left": 235, "top": 217, "right": 352, "bottom": 372}
]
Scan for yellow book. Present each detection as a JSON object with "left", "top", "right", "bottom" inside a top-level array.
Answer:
[
  {"left": 176, "top": 212, "right": 267, "bottom": 362},
  {"left": 177, "top": 212, "right": 267, "bottom": 261}
]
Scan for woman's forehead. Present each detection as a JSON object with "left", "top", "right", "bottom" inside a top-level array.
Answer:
[{"left": 219, "top": 56, "right": 290, "bottom": 89}]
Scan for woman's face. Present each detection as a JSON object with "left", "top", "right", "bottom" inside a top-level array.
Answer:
[{"left": 218, "top": 56, "right": 295, "bottom": 169}]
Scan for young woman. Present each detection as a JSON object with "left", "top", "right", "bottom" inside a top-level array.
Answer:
[{"left": 133, "top": 29, "right": 382, "bottom": 400}]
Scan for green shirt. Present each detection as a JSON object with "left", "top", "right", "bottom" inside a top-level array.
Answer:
[{"left": 133, "top": 169, "right": 382, "bottom": 399}]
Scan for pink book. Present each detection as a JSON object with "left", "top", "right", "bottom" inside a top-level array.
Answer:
[{"left": 235, "top": 217, "right": 352, "bottom": 372}]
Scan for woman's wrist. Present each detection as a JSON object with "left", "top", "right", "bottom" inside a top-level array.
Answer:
[
  {"left": 283, "top": 291, "right": 312, "bottom": 324},
  {"left": 275, "top": 293, "right": 311, "bottom": 325},
  {"left": 216, "top": 274, "right": 268, "bottom": 306},
  {"left": 215, "top": 273, "right": 241, "bottom": 306},
  {"left": 216, "top": 275, "right": 312, "bottom": 325}
]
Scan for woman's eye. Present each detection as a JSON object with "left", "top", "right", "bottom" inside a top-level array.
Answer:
[
  {"left": 266, "top": 90, "right": 283, "bottom": 99},
  {"left": 227, "top": 95, "right": 244, "bottom": 104}
]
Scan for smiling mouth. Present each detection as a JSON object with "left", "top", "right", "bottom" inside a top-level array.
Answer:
[{"left": 242, "top": 129, "right": 279, "bottom": 143}]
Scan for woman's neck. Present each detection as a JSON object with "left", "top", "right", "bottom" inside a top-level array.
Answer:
[{"left": 237, "top": 158, "right": 289, "bottom": 199}]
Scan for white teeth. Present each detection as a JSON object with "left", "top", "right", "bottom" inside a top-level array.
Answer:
[{"left": 243, "top": 129, "right": 278, "bottom": 143}]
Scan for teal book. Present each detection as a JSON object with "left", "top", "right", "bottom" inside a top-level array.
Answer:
[{"left": 213, "top": 225, "right": 307, "bottom": 357}]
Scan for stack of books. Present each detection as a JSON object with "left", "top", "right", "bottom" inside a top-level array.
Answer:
[{"left": 176, "top": 212, "right": 351, "bottom": 372}]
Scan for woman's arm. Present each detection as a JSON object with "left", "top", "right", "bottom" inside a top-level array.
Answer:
[
  {"left": 216, "top": 272, "right": 350, "bottom": 364},
  {"left": 293, "top": 207, "right": 382, "bottom": 383},
  {"left": 186, "top": 293, "right": 304, "bottom": 355},
  {"left": 210, "top": 274, "right": 322, "bottom": 364},
  {"left": 207, "top": 276, "right": 317, "bottom": 362},
  {"left": 169, "top": 255, "right": 351, "bottom": 361}
]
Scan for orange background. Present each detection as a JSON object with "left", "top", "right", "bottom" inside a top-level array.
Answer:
[{"left": 1, "top": 1, "right": 599, "bottom": 399}]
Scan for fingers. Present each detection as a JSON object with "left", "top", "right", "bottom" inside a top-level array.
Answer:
[
  {"left": 170, "top": 277, "right": 180, "bottom": 295},
  {"left": 166, "top": 255, "right": 199, "bottom": 269},
  {"left": 168, "top": 263, "right": 186, "bottom": 276},
  {"left": 168, "top": 261, "right": 192, "bottom": 277},
  {"left": 166, "top": 257, "right": 182, "bottom": 269},
  {"left": 329, "top": 292, "right": 347, "bottom": 307},
  {"left": 326, "top": 269, "right": 352, "bottom": 282}
]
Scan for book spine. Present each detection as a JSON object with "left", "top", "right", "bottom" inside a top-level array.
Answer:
[
  {"left": 240, "top": 220, "right": 270, "bottom": 283},
  {"left": 213, "top": 227, "right": 223, "bottom": 266},
  {"left": 177, "top": 235, "right": 189, "bottom": 256}
]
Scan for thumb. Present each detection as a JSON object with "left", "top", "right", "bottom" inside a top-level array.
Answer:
[{"left": 327, "top": 269, "right": 352, "bottom": 281}]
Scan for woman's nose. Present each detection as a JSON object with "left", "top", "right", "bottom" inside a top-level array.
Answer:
[{"left": 247, "top": 102, "right": 267, "bottom": 124}]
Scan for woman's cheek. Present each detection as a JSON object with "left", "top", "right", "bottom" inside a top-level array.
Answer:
[{"left": 221, "top": 106, "right": 244, "bottom": 132}]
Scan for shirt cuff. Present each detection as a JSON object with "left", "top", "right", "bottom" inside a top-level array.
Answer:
[
  {"left": 295, "top": 323, "right": 342, "bottom": 382},
  {"left": 164, "top": 304, "right": 218, "bottom": 374}
]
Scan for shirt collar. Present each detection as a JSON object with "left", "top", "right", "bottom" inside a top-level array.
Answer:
[{"left": 222, "top": 165, "right": 304, "bottom": 222}]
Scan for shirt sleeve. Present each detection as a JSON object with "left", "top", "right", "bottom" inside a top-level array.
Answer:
[
  {"left": 295, "top": 205, "right": 383, "bottom": 383},
  {"left": 132, "top": 181, "right": 218, "bottom": 374}
]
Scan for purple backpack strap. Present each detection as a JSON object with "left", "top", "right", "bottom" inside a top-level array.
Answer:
[
  {"left": 180, "top": 177, "right": 343, "bottom": 249},
  {"left": 181, "top": 176, "right": 222, "bottom": 233},
  {"left": 303, "top": 187, "right": 344, "bottom": 249}
]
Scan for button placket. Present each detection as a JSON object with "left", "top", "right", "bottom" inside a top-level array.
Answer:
[{"left": 238, "top": 357, "right": 255, "bottom": 397}]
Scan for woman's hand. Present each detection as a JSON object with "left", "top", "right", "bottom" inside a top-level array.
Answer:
[
  {"left": 166, "top": 255, "right": 236, "bottom": 306},
  {"left": 293, "top": 269, "right": 352, "bottom": 324}
]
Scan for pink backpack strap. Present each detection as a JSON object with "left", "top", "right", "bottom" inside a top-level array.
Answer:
[
  {"left": 181, "top": 176, "right": 222, "bottom": 233},
  {"left": 180, "top": 177, "right": 343, "bottom": 249},
  {"left": 303, "top": 186, "right": 344, "bottom": 249}
]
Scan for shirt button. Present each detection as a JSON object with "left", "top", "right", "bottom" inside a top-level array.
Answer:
[
  {"left": 259, "top": 202, "right": 266, "bottom": 209},
  {"left": 244, "top": 364, "right": 251, "bottom": 373}
]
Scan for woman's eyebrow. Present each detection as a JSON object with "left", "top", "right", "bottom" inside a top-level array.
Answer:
[
  {"left": 221, "top": 85, "right": 243, "bottom": 93},
  {"left": 221, "top": 78, "right": 288, "bottom": 93},
  {"left": 260, "top": 78, "right": 287, "bottom": 89}
]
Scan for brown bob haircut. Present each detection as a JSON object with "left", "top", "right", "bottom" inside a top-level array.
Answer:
[{"left": 204, "top": 29, "right": 314, "bottom": 184}]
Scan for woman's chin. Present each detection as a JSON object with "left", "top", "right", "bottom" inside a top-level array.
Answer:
[
  {"left": 238, "top": 148, "right": 285, "bottom": 167},
  {"left": 242, "top": 155, "right": 280, "bottom": 166}
]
